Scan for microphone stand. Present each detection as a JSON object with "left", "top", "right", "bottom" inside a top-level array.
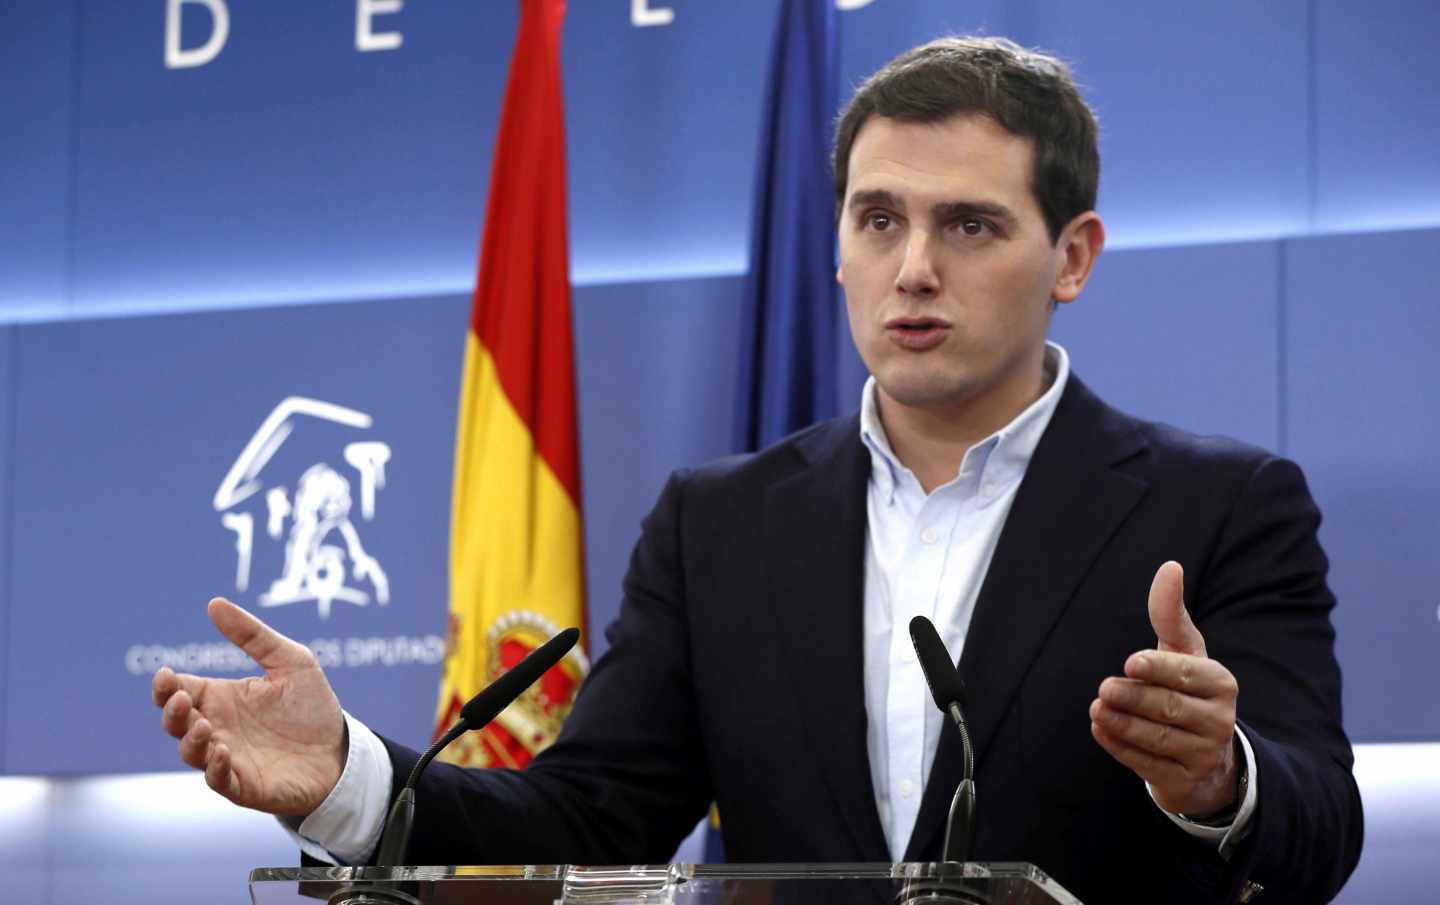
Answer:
[
  {"left": 940, "top": 702, "right": 976, "bottom": 867},
  {"left": 898, "top": 617, "right": 988, "bottom": 905},
  {"left": 327, "top": 627, "right": 581, "bottom": 905},
  {"left": 898, "top": 701, "right": 987, "bottom": 905},
  {"left": 328, "top": 726, "right": 474, "bottom": 905}
]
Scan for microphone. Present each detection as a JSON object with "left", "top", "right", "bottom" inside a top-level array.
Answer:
[
  {"left": 374, "top": 626, "right": 581, "bottom": 866},
  {"left": 909, "top": 616, "right": 976, "bottom": 866}
]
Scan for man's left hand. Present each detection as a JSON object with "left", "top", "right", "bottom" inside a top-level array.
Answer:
[{"left": 1090, "top": 561, "right": 1241, "bottom": 818}]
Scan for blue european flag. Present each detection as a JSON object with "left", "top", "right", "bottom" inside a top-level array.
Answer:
[{"left": 734, "top": 0, "right": 841, "bottom": 454}]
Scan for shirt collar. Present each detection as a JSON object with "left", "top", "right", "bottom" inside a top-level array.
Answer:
[{"left": 859, "top": 341, "right": 1071, "bottom": 503}]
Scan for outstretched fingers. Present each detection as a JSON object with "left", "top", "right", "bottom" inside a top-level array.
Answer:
[
  {"left": 204, "top": 741, "right": 239, "bottom": 801},
  {"left": 152, "top": 666, "right": 207, "bottom": 710},
  {"left": 177, "top": 716, "right": 213, "bottom": 769},
  {"left": 1090, "top": 696, "right": 1217, "bottom": 763},
  {"left": 1124, "top": 650, "right": 1239, "bottom": 702},
  {"left": 1090, "top": 720, "right": 1193, "bottom": 788},
  {"left": 1098, "top": 675, "right": 1234, "bottom": 738},
  {"left": 151, "top": 667, "right": 175, "bottom": 707},
  {"left": 161, "top": 686, "right": 200, "bottom": 740}
]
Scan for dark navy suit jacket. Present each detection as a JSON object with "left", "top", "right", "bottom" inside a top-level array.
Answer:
[{"left": 383, "top": 375, "right": 1362, "bottom": 905}]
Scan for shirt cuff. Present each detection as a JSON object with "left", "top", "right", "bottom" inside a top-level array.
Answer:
[
  {"left": 1147, "top": 726, "right": 1259, "bottom": 859},
  {"left": 274, "top": 710, "right": 393, "bottom": 865}
]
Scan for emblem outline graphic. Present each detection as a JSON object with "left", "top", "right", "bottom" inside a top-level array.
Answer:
[{"left": 214, "top": 396, "right": 391, "bottom": 619}]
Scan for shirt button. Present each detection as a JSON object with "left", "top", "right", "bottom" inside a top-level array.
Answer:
[
  {"left": 900, "top": 780, "right": 915, "bottom": 799},
  {"left": 920, "top": 527, "right": 939, "bottom": 545}
]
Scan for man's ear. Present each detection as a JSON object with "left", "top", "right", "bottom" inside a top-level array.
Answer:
[{"left": 1052, "top": 212, "right": 1105, "bottom": 304}]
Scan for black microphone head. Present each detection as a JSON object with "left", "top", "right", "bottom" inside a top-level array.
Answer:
[
  {"left": 909, "top": 615, "right": 966, "bottom": 712},
  {"left": 459, "top": 626, "right": 581, "bottom": 728}
]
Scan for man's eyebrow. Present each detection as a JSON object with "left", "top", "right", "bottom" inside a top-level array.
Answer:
[
  {"left": 933, "top": 200, "right": 1018, "bottom": 228},
  {"left": 846, "top": 189, "right": 901, "bottom": 212}
]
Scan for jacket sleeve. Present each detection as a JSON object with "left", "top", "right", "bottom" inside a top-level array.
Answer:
[
  {"left": 1191, "top": 456, "right": 1363, "bottom": 903},
  {"left": 384, "top": 469, "right": 713, "bottom": 866}
]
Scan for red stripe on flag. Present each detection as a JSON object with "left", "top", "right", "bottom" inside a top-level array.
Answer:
[{"left": 470, "top": 0, "right": 580, "bottom": 506}]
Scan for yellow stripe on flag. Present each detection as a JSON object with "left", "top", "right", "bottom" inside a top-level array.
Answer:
[
  {"left": 434, "top": 0, "right": 584, "bottom": 769},
  {"left": 436, "top": 335, "right": 586, "bottom": 768}
]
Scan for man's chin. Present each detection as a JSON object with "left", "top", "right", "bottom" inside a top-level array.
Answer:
[{"left": 874, "top": 375, "right": 980, "bottom": 414}]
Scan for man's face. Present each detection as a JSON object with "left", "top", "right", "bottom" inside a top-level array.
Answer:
[{"left": 838, "top": 114, "right": 1084, "bottom": 424}]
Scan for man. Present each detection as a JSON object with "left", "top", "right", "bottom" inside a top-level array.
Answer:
[{"left": 153, "top": 37, "right": 1362, "bottom": 904}]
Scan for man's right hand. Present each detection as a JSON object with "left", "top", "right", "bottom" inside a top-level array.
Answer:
[{"left": 152, "top": 597, "right": 347, "bottom": 817}]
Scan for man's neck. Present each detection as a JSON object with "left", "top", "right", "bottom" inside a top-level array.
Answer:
[{"left": 877, "top": 359, "right": 1050, "bottom": 494}]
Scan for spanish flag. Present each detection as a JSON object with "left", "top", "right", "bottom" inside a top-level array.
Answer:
[{"left": 434, "top": 0, "right": 588, "bottom": 769}]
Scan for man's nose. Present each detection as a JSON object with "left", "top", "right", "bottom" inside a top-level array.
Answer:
[{"left": 895, "top": 232, "right": 940, "bottom": 299}]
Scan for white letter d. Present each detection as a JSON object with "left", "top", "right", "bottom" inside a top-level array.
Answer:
[{"left": 165, "top": 0, "right": 230, "bottom": 70}]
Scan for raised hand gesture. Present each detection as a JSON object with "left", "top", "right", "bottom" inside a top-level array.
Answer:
[
  {"left": 152, "top": 598, "right": 347, "bottom": 817},
  {"left": 1089, "top": 561, "right": 1242, "bottom": 818}
]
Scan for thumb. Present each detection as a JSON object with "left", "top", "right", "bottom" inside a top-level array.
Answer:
[
  {"left": 1147, "top": 561, "right": 1206, "bottom": 657},
  {"left": 208, "top": 598, "right": 314, "bottom": 673}
]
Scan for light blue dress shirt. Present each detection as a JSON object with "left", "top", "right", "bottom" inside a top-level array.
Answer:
[{"left": 859, "top": 341, "right": 1070, "bottom": 858}]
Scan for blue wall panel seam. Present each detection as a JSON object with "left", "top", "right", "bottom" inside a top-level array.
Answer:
[
  {"left": 1305, "top": 0, "right": 1319, "bottom": 230},
  {"left": 1276, "top": 240, "right": 1289, "bottom": 457},
  {"left": 62, "top": 0, "right": 83, "bottom": 311},
  {"left": 0, "top": 329, "right": 16, "bottom": 775},
  {"left": 44, "top": 780, "right": 57, "bottom": 905}
]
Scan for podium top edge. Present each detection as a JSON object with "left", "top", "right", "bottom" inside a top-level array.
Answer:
[{"left": 250, "top": 862, "right": 1054, "bottom": 883}]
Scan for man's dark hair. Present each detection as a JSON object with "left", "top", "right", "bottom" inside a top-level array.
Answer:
[{"left": 832, "top": 36, "right": 1099, "bottom": 244}]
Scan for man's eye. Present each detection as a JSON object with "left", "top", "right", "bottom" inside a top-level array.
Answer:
[
  {"left": 865, "top": 212, "right": 893, "bottom": 231},
  {"left": 957, "top": 218, "right": 989, "bottom": 237}
]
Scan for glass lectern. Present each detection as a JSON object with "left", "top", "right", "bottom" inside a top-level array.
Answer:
[{"left": 250, "top": 862, "right": 1083, "bottom": 905}]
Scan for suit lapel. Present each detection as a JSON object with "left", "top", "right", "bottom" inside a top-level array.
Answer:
[
  {"left": 763, "top": 417, "right": 892, "bottom": 862},
  {"left": 905, "top": 378, "right": 1149, "bottom": 860}
]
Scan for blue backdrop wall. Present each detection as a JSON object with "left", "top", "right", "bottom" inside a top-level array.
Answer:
[{"left": 1, "top": 2, "right": 1437, "bottom": 903}]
